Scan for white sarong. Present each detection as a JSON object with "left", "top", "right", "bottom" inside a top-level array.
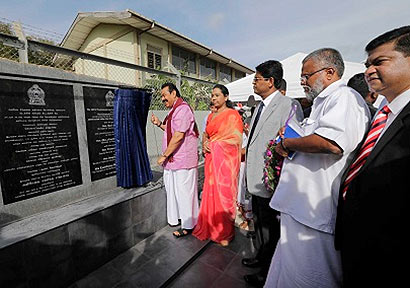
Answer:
[
  {"left": 265, "top": 213, "right": 342, "bottom": 288},
  {"left": 163, "top": 168, "right": 199, "bottom": 229}
]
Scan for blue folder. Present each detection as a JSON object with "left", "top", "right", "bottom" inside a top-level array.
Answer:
[{"left": 275, "top": 121, "right": 303, "bottom": 160}]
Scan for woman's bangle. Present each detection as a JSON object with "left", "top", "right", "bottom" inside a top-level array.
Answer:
[
  {"left": 161, "top": 153, "right": 168, "bottom": 158},
  {"left": 280, "top": 138, "right": 289, "bottom": 152}
]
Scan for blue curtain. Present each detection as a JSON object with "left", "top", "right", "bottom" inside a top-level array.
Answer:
[{"left": 114, "top": 88, "right": 153, "bottom": 187}]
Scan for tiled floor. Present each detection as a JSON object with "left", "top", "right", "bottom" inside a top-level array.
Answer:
[
  {"left": 167, "top": 228, "right": 260, "bottom": 288},
  {"left": 70, "top": 225, "right": 259, "bottom": 288}
]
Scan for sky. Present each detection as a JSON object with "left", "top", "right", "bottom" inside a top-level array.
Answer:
[{"left": 1, "top": 0, "right": 409, "bottom": 69}]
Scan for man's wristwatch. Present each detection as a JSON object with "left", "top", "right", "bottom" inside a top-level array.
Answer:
[
  {"left": 157, "top": 121, "right": 162, "bottom": 127},
  {"left": 280, "top": 139, "right": 289, "bottom": 152}
]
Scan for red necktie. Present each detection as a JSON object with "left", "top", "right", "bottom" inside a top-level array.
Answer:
[{"left": 342, "top": 105, "right": 391, "bottom": 200}]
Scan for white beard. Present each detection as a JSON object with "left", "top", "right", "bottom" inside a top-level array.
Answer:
[
  {"left": 303, "top": 79, "right": 325, "bottom": 101},
  {"left": 303, "top": 86, "right": 314, "bottom": 102}
]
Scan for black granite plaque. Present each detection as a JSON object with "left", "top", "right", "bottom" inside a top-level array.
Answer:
[
  {"left": 0, "top": 79, "right": 82, "bottom": 204},
  {"left": 83, "top": 87, "right": 116, "bottom": 181}
]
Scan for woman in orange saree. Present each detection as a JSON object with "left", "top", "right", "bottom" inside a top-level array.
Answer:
[{"left": 193, "top": 84, "right": 243, "bottom": 246}]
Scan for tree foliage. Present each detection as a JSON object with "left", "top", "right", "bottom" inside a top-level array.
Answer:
[{"left": 144, "top": 72, "right": 214, "bottom": 111}]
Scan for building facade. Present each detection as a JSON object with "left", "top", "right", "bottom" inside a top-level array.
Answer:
[{"left": 61, "top": 10, "right": 253, "bottom": 87}]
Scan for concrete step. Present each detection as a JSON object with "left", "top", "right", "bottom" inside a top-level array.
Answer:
[{"left": 71, "top": 225, "right": 211, "bottom": 288}]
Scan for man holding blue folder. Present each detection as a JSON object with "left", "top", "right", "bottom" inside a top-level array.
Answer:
[{"left": 265, "top": 48, "right": 370, "bottom": 287}]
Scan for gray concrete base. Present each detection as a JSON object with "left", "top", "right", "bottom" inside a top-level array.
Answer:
[
  {"left": 71, "top": 225, "right": 211, "bottom": 288},
  {"left": 0, "top": 180, "right": 168, "bottom": 288}
]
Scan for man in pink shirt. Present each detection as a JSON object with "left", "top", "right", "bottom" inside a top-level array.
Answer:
[{"left": 151, "top": 83, "right": 199, "bottom": 237}]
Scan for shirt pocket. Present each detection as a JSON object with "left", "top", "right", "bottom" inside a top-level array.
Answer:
[{"left": 302, "top": 118, "right": 317, "bottom": 135}]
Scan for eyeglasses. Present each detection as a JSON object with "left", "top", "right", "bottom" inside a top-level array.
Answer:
[
  {"left": 252, "top": 77, "right": 270, "bottom": 83},
  {"left": 300, "top": 67, "right": 328, "bottom": 82}
]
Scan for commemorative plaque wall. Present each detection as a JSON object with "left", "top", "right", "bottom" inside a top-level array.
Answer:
[
  {"left": 83, "top": 86, "right": 116, "bottom": 181},
  {"left": 0, "top": 79, "right": 82, "bottom": 204}
]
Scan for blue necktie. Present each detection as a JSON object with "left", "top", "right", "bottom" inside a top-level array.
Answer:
[{"left": 247, "top": 102, "right": 264, "bottom": 146}]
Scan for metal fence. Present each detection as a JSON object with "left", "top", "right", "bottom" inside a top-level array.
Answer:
[{"left": 0, "top": 18, "right": 215, "bottom": 110}]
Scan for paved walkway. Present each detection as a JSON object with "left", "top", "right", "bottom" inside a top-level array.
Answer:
[
  {"left": 167, "top": 227, "right": 259, "bottom": 288},
  {"left": 70, "top": 225, "right": 259, "bottom": 288}
]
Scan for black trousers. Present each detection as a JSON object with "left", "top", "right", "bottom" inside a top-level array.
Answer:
[{"left": 252, "top": 195, "right": 280, "bottom": 277}]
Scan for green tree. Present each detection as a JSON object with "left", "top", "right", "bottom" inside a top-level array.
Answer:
[
  {"left": 144, "top": 74, "right": 176, "bottom": 110},
  {"left": 191, "top": 78, "right": 214, "bottom": 110},
  {"left": 144, "top": 72, "right": 214, "bottom": 111}
]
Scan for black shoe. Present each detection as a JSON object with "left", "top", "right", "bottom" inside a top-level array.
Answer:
[
  {"left": 244, "top": 273, "right": 265, "bottom": 287},
  {"left": 241, "top": 257, "right": 261, "bottom": 268}
]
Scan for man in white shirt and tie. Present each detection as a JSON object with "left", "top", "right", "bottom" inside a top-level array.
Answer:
[{"left": 336, "top": 25, "right": 410, "bottom": 288}]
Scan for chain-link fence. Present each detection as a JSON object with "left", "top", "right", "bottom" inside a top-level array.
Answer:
[
  {"left": 0, "top": 19, "right": 20, "bottom": 62},
  {"left": 0, "top": 42, "right": 19, "bottom": 61},
  {"left": 0, "top": 18, "right": 215, "bottom": 110}
]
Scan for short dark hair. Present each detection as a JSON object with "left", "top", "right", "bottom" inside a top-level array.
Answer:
[
  {"left": 213, "top": 84, "right": 229, "bottom": 96},
  {"left": 347, "top": 73, "right": 369, "bottom": 99},
  {"left": 255, "top": 60, "right": 283, "bottom": 89},
  {"left": 278, "top": 79, "right": 287, "bottom": 91},
  {"left": 161, "top": 82, "right": 180, "bottom": 97},
  {"left": 303, "top": 48, "right": 345, "bottom": 77},
  {"left": 366, "top": 26, "right": 410, "bottom": 56}
]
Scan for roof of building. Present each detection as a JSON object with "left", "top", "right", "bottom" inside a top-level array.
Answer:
[{"left": 60, "top": 9, "right": 254, "bottom": 74}]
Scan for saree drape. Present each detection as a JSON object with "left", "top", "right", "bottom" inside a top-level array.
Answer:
[
  {"left": 114, "top": 88, "right": 153, "bottom": 187},
  {"left": 193, "top": 108, "right": 243, "bottom": 243}
]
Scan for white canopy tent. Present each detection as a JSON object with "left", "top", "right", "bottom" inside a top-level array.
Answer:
[{"left": 226, "top": 52, "right": 368, "bottom": 102}]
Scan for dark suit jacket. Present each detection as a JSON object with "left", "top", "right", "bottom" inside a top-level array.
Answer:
[{"left": 335, "top": 100, "right": 410, "bottom": 287}]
